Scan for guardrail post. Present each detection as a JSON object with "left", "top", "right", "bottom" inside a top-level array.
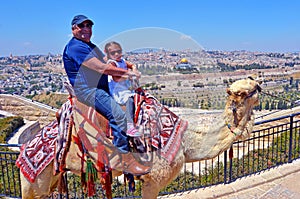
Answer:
[
  {"left": 288, "top": 114, "right": 294, "bottom": 163},
  {"left": 229, "top": 146, "right": 233, "bottom": 183},
  {"left": 223, "top": 146, "right": 234, "bottom": 184},
  {"left": 223, "top": 150, "right": 227, "bottom": 184}
]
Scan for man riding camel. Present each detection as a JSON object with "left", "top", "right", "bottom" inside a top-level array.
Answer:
[{"left": 62, "top": 14, "right": 150, "bottom": 175}]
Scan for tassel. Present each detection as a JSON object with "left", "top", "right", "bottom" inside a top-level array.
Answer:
[
  {"left": 229, "top": 146, "right": 234, "bottom": 159},
  {"left": 86, "top": 158, "right": 98, "bottom": 197},
  {"left": 99, "top": 165, "right": 112, "bottom": 199},
  {"left": 104, "top": 165, "right": 112, "bottom": 199},
  {"left": 81, "top": 172, "right": 87, "bottom": 193},
  {"left": 97, "top": 141, "right": 113, "bottom": 198}
]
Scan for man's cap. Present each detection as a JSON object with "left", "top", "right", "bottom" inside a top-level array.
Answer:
[{"left": 71, "top": 15, "right": 94, "bottom": 26}]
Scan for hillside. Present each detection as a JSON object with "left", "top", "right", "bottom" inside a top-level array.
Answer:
[{"left": 32, "top": 93, "right": 69, "bottom": 109}]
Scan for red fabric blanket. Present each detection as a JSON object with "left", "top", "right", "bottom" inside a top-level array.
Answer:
[{"left": 16, "top": 120, "right": 58, "bottom": 183}]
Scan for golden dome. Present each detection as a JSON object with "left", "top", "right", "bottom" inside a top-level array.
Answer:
[{"left": 180, "top": 58, "right": 188, "bottom": 63}]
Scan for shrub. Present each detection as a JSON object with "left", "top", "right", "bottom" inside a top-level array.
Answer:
[{"left": 0, "top": 116, "right": 24, "bottom": 143}]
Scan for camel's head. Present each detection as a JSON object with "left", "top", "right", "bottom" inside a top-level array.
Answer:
[
  {"left": 226, "top": 77, "right": 261, "bottom": 108},
  {"left": 225, "top": 77, "right": 262, "bottom": 139}
]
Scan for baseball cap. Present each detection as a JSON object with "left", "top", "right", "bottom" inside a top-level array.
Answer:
[{"left": 71, "top": 15, "right": 94, "bottom": 26}]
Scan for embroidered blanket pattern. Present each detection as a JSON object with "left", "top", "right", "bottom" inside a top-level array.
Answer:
[
  {"left": 16, "top": 99, "right": 73, "bottom": 183},
  {"left": 16, "top": 120, "right": 58, "bottom": 183},
  {"left": 134, "top": 91, "right": 188, "bottom": 163},
  {"left": 54, "top": 99, "right": 73, "bottom": 174}
]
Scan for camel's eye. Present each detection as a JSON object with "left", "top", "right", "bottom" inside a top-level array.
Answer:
[{"left": 234, "top": 91, "right": 247, "bottom": 97}]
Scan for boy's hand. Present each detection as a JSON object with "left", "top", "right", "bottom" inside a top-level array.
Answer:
[{"left": 128, "top": 70, "right": 141, "bottom": 80}]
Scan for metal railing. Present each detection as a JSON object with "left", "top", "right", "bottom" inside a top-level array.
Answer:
[
  {"left": 1, "top": 112, "right": 300, "bottom": 198},
  {"left": 0, "top": 144, "right": 22, "bottom": 198}
]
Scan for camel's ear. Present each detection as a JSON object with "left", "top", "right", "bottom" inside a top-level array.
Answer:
[
  {"left": 248, "top": 76, "right": 254, "bottom": 80},
  {"left": 226, "top": 88, "right": 232, "bottom": 95},
  {"left": 248, "top": 75, "right": 263, "bottom": 85}
]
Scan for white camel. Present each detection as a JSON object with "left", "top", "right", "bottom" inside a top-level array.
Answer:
[{"left": 19, "top": 78, "right": 261, "bottom": 199}]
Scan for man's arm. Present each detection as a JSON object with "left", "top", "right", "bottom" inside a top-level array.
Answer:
[
  {"left": 108, "top": 62, "right": 127, "bottom": 82},
  {"left": 82, "top": 57, "right": 137, "bottom": 79}
]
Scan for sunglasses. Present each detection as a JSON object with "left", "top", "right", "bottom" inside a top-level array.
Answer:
[
  {"left": 109, "top": 50, "right": 122, "bottom": 56},
  {"left": 77, "top": 23, "right": 93, "bottom": 29}
]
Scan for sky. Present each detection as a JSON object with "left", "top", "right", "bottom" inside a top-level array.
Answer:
[{"left": 1, "top": 0, "right": 300, "bottom": 56}]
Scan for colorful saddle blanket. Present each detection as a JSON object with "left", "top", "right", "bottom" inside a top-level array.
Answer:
[
  {"left": 16, "top": 99, "right": 73, "bottom": 183},
  {"left": 71, "top": 89, "right": 188, "bottom": 164},
  {"left": 132, "top": 89, "right": 188, "bottom": 163}
]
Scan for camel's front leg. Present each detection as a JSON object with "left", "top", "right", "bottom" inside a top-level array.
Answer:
[
  {"left": 141, "top": 178, "right": 162, "bottom": 199},
  {"left": 140, "top": 155, "right": 185, "bottom": 199}
]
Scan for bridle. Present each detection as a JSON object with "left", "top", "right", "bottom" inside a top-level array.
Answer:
[
  {"left": 230, "top": 83, "right": 262, "bottom": 111},
  {"left": 246, "top": 84, "right": 262, "bottom": 99}
]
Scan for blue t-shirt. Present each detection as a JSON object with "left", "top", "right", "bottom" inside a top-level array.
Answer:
[{"left": 63, "top": 37, "right": 108, "bottom": 92}]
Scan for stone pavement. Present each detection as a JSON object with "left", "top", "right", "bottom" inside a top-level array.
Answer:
[{"left": 159, "top": 159, "right": 300, "bottom": 199}]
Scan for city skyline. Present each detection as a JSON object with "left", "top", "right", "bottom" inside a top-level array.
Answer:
[{"left": 1, "top": 0, "right": 300, "bottom": 57}]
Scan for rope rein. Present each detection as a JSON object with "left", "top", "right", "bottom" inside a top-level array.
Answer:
[{"left": 256, "top": 89, "right": 297, "bottom": 119}]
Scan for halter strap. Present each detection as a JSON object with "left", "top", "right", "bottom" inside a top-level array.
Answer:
[{"left": 225, "top": 122, "right": 237, "bottom": 136}]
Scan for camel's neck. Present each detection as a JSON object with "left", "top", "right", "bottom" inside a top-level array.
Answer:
[{"left": 182, "top": 103, "right": 254, "bottom": 163}]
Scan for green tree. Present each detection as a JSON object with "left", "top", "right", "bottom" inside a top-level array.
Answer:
[{"left": 265, "top": 100, "right": 269, "bottom": 110}]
